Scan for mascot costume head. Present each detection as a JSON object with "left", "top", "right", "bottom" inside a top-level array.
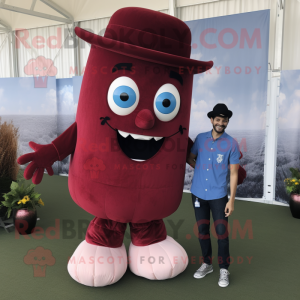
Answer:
[{"left": 18, "top": 7, "right": 217, "bottom": 287}]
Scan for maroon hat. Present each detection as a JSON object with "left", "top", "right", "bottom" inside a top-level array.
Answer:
[{"left": 75, "top": 7, "right": 213, "bottom": 74}]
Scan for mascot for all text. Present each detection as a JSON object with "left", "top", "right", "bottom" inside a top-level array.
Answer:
[{"left": 17, "top": 7, "right": 246, "bottom": 287}]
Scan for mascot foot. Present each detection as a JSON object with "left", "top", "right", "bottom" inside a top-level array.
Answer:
[
  {"left": 67, "top": 240, "right": 127, "bottom": 287},
  {"left": 129, "top": 236, "right": 188, "bottom": 280}
]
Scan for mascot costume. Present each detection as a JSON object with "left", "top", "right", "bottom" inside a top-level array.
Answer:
[{"left": 17, "top": 7, "right": 246, "bottom": 287}]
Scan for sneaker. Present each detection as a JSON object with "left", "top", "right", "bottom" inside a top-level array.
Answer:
[
  {"left": 193, "top": 263, "right": 213, "bottom": 278},
  {"left": 218, "top": 268, "right": 230, "bottom": 287}
]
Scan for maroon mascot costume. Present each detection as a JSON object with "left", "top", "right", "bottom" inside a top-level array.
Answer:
[{"left": 18, "top": 7, "right": 246, "bottom": 286}]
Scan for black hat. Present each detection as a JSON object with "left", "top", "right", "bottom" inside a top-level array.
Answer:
[{"left": 207, "top": 103, "right": 232, "bottom": 119}]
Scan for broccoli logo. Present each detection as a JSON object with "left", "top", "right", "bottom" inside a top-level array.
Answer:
[
  {"left": 84, "top": 157, "right": 106, "bottom": 179},
  {"left": 24, "top": 56, "right": 57, "bottom": 88},
  {"left": 23, "top": 246, "right": 56, "bottom": 277}
]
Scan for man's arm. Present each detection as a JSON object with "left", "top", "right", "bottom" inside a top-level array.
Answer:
[
  {"left": 187, "top": 152, "right": 197, "bottom": 168},
  {"left": 228, "top": 139, "right": 240, "bottom": 201},
  {"left": 224, "top": 163, "right": 239, "bottom": 217},
  {"left": 186, "top": 136, "right": 198, "bottom": 168},
  {"left": 186, "top": 152, "right": 197, "bottom": 169},
  {"left": 229, "top": 164, "right": 239, "bottom": 203}
]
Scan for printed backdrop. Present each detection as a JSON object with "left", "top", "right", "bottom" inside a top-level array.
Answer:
[
  {"left": 275, "top": 70, "right": 300, "bottom": 204},
  {"left": 184, "top": 10, "right": 270, "bottom": 198},
  {"left": 0, "top": 77, "right": 59, "bottom": 174},
  {"left": 0, "top": 10, "right": 270, "bottom": 199}
]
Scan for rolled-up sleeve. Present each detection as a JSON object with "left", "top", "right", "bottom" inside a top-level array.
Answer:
[
  {"left": 230, "top": 139, "right": 240, "bottom": 164},
  {"left": 190, "top": 136, "right": 199, "bottom": 155}
]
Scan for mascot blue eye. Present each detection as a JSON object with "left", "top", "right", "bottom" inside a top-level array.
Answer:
[
  {"left": 155, "top": 92, "right": 176, "bottom": 114},
  {"left": 113, "top": 86, "right": 136, "bottom": 108},
  {"left": 108, "top": 77, "right": 140, "bottom": 116},
  {"left": 153, "top": 84, "right": 180, "bottom": 122}
]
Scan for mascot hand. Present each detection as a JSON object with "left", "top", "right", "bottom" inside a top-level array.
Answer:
[{"left": 17, "top": 142, "right": 59, "bottom": 184}]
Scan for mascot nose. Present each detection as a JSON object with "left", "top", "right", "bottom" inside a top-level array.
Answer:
[{"left": 135, "top": 109, "right": 155, "bottom": 129}]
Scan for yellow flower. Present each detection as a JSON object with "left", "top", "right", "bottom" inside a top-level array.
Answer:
[
  {"left": 18, "top": 198, "right": 28, "bottom": 205},
  {"left": 292, "top": 179, "right": 296, "bottom": 182},
  {"left": 24, "top": 195, "right": 30, "bottom": 201},
  {"left": 295, "top": 182, "right": 299, "bottom": 185},
  {"left": 38, "top": 199, "right": 44, "bottom": 206}
]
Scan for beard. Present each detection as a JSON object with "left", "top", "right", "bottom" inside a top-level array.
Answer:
[{"left": 213, "top": 124, "right": 226, "bottom": 133}]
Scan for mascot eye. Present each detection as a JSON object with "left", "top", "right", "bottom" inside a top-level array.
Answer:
[
  {"left": 107, "top": 76, "right": 139, "bottom": 115},
  {"left": 154, "top": 83, "right": 180, "bottom": 122}
]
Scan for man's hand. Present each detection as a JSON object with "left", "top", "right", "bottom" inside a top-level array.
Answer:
[
  {"left": 186, "top": 152, "right": 197, "bottom": 168},
  {"left": 224, "top": 201, "right": 234, "bottom": 217}
]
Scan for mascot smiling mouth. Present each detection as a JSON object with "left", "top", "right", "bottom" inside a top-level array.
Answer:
[
  {"left": 117, "top": 130, "right": 165, "bottom": 161},
  {"left": 100, "top": 116, "right": 186, "bottom": 162}
]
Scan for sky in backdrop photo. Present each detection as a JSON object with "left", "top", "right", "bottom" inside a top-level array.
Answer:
[
  {"left": 0, "top": 76, "right": 59, "bottom": 174},
  {"left": 56, "top": 78, "right": 75, "bottom": 175}
]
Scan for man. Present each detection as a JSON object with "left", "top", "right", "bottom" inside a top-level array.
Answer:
[{"left": 186, "top": 103, "right": 240, "bottom": 288}]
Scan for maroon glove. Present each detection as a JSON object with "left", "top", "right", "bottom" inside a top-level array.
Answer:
[
  {"left": 237, "top": 150, "right": 246, "bottom": 185},
  {"left": 17, "top": 142, "right": 60, "bottom": 184},
  {"left": 237, "top": 165, "right": 246, "bottom": 185}
]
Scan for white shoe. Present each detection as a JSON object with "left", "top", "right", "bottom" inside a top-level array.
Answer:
[
  {"left": 129, "top": 236, "right": 188, "bottom": 280},
  {"left": 218, "top": 268, "right": 230, "bottom": 287},
  {"left": 193, "top": 263, "right": 213, "bottom": 279},
  {"left": 67, "top": 240, "right": 127, "bottom": 287}
]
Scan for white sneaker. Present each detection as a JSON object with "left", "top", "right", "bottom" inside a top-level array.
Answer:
[
  {"left": 193, "top": 263, "right": 213, "bottom": 279},
  {"left": 218, "top": 268, "right": 230, "bottom": 287}
]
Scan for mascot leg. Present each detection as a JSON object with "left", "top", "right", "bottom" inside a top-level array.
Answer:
[
  {"left": 128, "top": 220, "right": 188, "bottom": 280},
  {"left": 67, "top": 218, "right": 127, "bottom": 287}
]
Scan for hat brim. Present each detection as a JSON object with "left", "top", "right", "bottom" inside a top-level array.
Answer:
[
  {"left": 75, "top": 27, "right": 213, "bottom": 74},
  {"left": 207, "top": 111, "right": 232, "bottom": 119}
]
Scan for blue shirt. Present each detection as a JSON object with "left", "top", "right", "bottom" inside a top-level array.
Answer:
[{"left": 190, "top": 130, "right": 240, "bottom": 200}]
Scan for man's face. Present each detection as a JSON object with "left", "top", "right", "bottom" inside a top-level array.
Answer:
[{"left": 210, "top": 115, "right": 229, "bottom": 134}]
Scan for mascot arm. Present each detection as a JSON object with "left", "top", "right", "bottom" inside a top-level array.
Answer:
[
  {"left": 185, "top": 136, "right": 247, "bottom": 185},
  {"left": 51, "top": 121, "right": 77, "bottom": 161},
  {"left": 17, "top": 122, "right": 77, "bottom": 184}
]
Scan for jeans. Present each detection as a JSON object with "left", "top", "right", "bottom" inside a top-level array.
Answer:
[{"left": 191, "top": 193, "right": 230, "bottom": 270}]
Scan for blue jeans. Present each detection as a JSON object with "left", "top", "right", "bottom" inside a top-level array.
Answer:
[{"left": 191, "top": 193, "right": 230, "bottom": 270}]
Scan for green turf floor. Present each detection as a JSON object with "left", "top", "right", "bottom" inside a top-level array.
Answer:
[{"left": 1, "top": 171, "right": 299, "bottom": 300}]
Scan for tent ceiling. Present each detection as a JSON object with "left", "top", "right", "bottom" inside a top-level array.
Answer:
[{"left": 0, "top": 0, "right": 170, "bottom": 30}]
